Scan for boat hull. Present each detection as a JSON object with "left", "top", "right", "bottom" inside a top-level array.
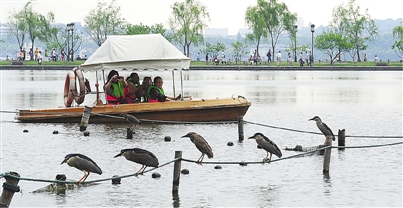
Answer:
[{"left": 15, "top": 97, "right": 251, "bottom": 123}]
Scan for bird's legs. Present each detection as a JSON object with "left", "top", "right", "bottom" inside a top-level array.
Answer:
[
  {"left": 77, "top": 171, "right": 89, "bottom": 185},
  {"left": 262, "top": 152, "right": 269, "bottom": 164},
  {"left": 196, "top": 154, "right": 205, "bottom": 164},
  {"left": 263, "top": 152, "right": 273, "bottom": 164},
  {"left": 135, "top": 165, "right": 146, "bottom": 175}
]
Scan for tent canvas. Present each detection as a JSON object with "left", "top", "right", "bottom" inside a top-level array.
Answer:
[{"left": 79, "top": 34, "right": 190, "bottom": 72}]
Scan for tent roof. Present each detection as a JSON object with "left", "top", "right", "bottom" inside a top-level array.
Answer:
[{"left": 79, "top": 34, "right": 190, "bottom": 72}]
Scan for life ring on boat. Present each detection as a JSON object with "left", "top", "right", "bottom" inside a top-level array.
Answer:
[
  {"left": 74, "top": 68, "right": 86, "bottom": 105},
  {"left": 63, "top": 68, "right": 87, "bottom": 107},
  {"left": 64, "top": 70, "right": 76, "bottom": 107}
]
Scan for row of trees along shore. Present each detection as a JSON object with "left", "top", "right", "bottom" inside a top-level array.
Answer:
[{"left": 5, "top": 0, "right": 403, "bottom": 64}]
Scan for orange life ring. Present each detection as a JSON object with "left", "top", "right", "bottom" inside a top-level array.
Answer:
[
  {"left": 74, "top": 68, "right": 86, "bottom": 105},
  {"left": 64, "top": 70, "right": 76, "bottom": 107}
]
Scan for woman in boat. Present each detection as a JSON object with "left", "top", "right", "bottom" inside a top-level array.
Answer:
[
  {"left": 148, "top": 76, "right": 180, "bottom": 102},
  {"left": 104, "top": 70, "right": 128, "bottom": 105},
  {"left": 138, "top": 77, "right": 152, "bottom": 102},
  {"left": 123, "top": 72, "right": 141, "bottom": 103}
]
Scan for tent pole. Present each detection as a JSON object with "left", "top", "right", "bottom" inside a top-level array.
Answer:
[
  {"left": 172, "top": 70, "right": 176, "bottom": 97},
  {"left": 102, "top": 69, "right": 107, "bottom": 102},
  {"left": 180, "top": 70, "right": 184, "bottom": 101}
]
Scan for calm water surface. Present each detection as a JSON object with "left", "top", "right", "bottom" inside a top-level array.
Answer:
[{"left": 0, "top": 69, "right": 402, "bottom": 207}]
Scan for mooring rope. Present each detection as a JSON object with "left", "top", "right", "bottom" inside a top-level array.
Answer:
[
  {"left": 0, "top": 158, "right": 180, "bottom": 184},
  {"left": 1, "top": 141, "right": 401, "bottom": 184},
  {"left": 1, "top": 109, "right": 402, "bottom": 138},
  {"left": 244, "top": 120, "right": 403, "bottom": 139}
]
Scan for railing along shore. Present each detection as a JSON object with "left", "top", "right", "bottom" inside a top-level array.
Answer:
[{"left": 0, "top": 65, "right": 402, "bottom": 71}]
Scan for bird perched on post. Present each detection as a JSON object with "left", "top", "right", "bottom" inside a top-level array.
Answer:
[
  {"left": 61, "top": 153, "right": 102, "bottom": 184},
  {"left": 114, "top": 148, "right": 159, "bottom": 175},
  {"left": 309, "top": 116, "right": 335, "bottom": 141},
  {"left": 248, "top": 132, "right": 282, "bottom": 164},
  {"left": 181, "top": 132, "right": 213, "bottom": 164}
]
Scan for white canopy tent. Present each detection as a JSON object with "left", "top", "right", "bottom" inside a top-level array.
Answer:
[
  {"left": 79, "top": 34, "right": 191, "bottom": 100},
  {"left": 79, "top": 34, "right": 190, "bottom": 72}
]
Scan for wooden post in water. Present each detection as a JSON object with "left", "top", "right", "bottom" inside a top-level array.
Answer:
[
  {"left": 338, "top": 129, "right": 345, "bottom": 150},
  {"left": 323, "top": 136, "right": 333, "bottom": 173},
  {"left": 238, "top": 116, "right": 244, "bottom": 141},
  {"left": 0, "top": 172, "right": 20, "bottom": 207},
  {"left": 172, "top": 151, "right": 182, "bottom": 193},
  {"left": 79, "top": 106, "right": 92, "bottom": 131},
  {"left": 126, "top": 128, "right": 133, "bottom": 139}
]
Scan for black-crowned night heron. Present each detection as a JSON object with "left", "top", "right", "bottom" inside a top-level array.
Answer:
[
  {"left": 309, "top": 116, "right": 335, "bottom": 141},
  {"left": 248, "top": 132, "right": 282, "bottom": 164},
  {"left": 114, "top": 148, "right": 159, "bottom": 175},
  {"left": 61, "top": 153, "right": 102, "bottom": 184},
  {"left": 120, "top": 113, "right": 141, "bottom": 125},
  {"left": 181, "top": 132, "right": 213, "bottom": 164}
]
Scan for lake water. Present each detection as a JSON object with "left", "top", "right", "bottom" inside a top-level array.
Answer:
[{"left": 0, "top": 69, "right": 402, "bottom": 207}]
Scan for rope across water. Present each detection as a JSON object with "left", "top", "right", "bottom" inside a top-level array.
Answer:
[{"left": 1, "top": 141, "right": 401, "bottom": 184}]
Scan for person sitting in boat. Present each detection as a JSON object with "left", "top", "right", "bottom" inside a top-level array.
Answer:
[
  {"left": 123, "top": 72, "right": 141, "bottom": 103},
  {"left": 148, "top": 76, "right": 180, "bottom": 102},
  {"left": 138, "top": 76, "right": 152, "bottom": 102},
  {"left": 104, "top": 70, "right": 128, "bottom": 105}
]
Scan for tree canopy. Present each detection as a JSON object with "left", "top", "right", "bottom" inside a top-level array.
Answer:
[
  {"left": 330, "top": 0, "right": 378, "bottom": 62},
  {"left": 245, "top": 0, "right": 297, "bottom": 60},
  {"left": 169, "top": 0, "right": 210, "bottom": 57},
  {"left": 84, "top": 0, "right": 126, "bottom": 46},
  {"left": 392, "top": 21, "right": 403, "bottom": 58}
]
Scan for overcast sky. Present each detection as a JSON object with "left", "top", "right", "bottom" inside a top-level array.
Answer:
[{"left": 1, "top": 0, "right": 402, "bottom": 35}]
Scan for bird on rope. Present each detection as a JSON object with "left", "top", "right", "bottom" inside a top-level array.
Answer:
[
  {"left": 248, "top": 132, "right": 282, "bottom": 164},
  {"left": 114, "top": 148, "right": 159, "bottom": 175},
  {"left": 309, "top": 116, "right": 335, "bottom": 141},
  {"left": 181, "top": 132, "right": 213, "bottom": 164},
  {"left": 61, "top": 153, "right": 102, "bottom": 184}
]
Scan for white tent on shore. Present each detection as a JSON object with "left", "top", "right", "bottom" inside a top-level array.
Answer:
[{"left": 79, "top": 34, "right": 190, "bottom": 72}]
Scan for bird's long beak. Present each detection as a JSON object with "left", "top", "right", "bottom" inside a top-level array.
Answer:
[
  {"left": 60, "top": 158, "right": 67, "bottom": 165},
  {"left": 248, "top": 136, "right": 254, "bottom": 139},
  {"left": 114, "top": 153, "right": 122, "bottom": 158},
  {"left": 308, "top": 117, "right": 314, "bottom": 121}
]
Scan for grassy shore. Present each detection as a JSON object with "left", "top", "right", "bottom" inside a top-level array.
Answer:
[{"left": 1, "top": 59, "right": 402, "bottom": 67}]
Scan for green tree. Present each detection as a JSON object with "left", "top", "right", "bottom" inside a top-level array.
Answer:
[
  {"left": 392, "top": 21, "right": 403, "bottom": 58},
  {"left": 84, "top": 0, "right": 126, "bottom": 46},
  {"left": 330, "top": 0, "right": 378, "bottom": 62},
  {"left": 8, "top": 1, "right": 55, "bottom": 60},
  {"left": 200, "top": 42, "right": 226, "bottom": 60},
  {"left": 231, "top": 41, "right": 249, "bottom": 64},
  {"left": 315, "top": 29, "right": 350, "bottom": 65},
  {"left": 260, "top": 0, "right": 297, "bottom": 61},
  {"left": 126, "top": 23, "right": 172, "bottom": 42},
  {"left": 245, "top": 4, "right": 266, "bottom": 56},
  {"left": 7, "top": 7, "right": 28, "bottom": 50},
  {"left": 169, "top": 0, "right": 210, "bottom": 57}
]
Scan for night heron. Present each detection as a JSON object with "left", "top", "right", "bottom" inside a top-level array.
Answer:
[
  {"left": 61, "top": 153, "right": 102, "bottom": 184},
  {"left": 120, "top": 113, "right": 141, "bottom": 125},
  {"left": 309, "top": 116, "right": 335, "bottom": 141},
  {"left": 248, "top": 132, "right": 282, "bottom": 164},
  {"left": 114, "top": 148, "right": 159, "bottom": 175},
  {"left": 181, "top": 132, "right": 213, "bottom": 164}
]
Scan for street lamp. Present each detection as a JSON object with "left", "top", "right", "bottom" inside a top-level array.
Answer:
[
  {"left": 67, "top": 22, "right": 75, "bottom": 62},
  {"left": 310, "top": 24, "right": 315, "bottom": 65},
  {"left": 294, "top": 25, "right": 298, "bottom": 62},
  {"left": 66, "top": 24, "right": 70, "bottom": 61}
]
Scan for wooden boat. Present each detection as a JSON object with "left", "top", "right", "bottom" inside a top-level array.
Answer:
[
  {"left": 16, "top": 97, "right": 250, "bottom": 123},
  {"left": 15, "top": 34, "right": 251, "bottom": 123}
]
